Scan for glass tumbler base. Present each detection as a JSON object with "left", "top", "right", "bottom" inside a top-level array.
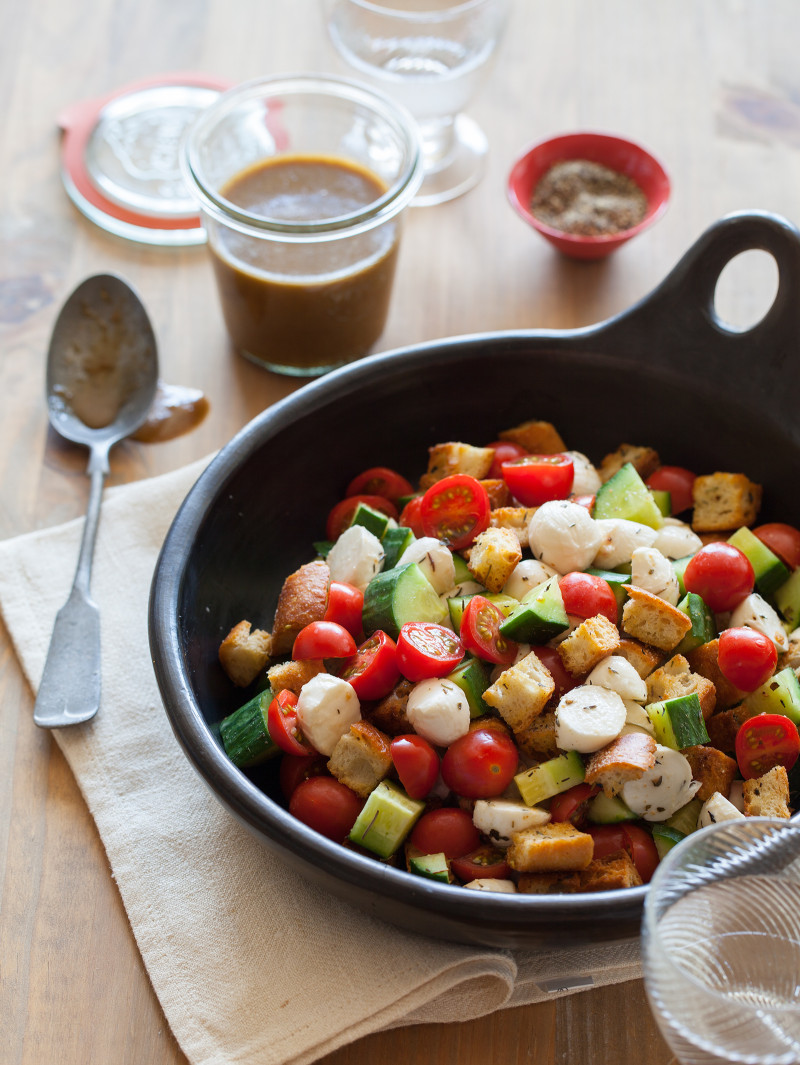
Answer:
[{"left": 412, "top": 114, "right": 488, "bottom": 207}]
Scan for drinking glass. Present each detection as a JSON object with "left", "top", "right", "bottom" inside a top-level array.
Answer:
[
  {"left": 323, "top": 0, "right": 510, "bottom": 206},
  {"left": 642, "top": 817, "right": 800, "bottom": 1065}
]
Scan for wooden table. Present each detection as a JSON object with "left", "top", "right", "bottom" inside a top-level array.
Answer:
[{"left": 3, "top": 2, "right": 798, "bottom": 1062}]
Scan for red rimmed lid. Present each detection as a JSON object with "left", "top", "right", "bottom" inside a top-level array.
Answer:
[{"left": 59, "top": 72, "right": 231, "bottom": 246}]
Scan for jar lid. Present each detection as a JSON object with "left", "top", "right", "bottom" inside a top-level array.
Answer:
[{"left": 59, "top": 73, "right": 231, "bottom": 246}]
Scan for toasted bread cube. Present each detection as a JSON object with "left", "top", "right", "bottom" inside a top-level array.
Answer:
[
  {"left": 218, "top": 620, "right": 272, "bottom": 687},
  {"left": 599, "top": 444, "right": 660, "bottom": 484},
  {"left": 621, "top": 586, "right": 692, "bottom": 652},
  {"left": 514, "top": 710, "right": 559, "bottom": 760},
  {"left": 691, "top": 472, "right": 762, "bottom": 532},
  {"left": 267, "top": 657, "right": 326, "bottom": 697},
  {"left": 507, "top": 822, "right": 594, "bottom": 873},
  {"left": 482, "top": 651, "right": 555, "bottom": 732},
  {"left": 645, "top": 653, "right": 717, "bottom": 719},
  {"left": 585, "top": 732, "right": 657, "bottom": 797},
  {"left": 779, "top": 627, "right": 800, "bottom": 672},
  {"left": 615, "top": 638, "right": 665, "bottom": 679},
  {"left": 327, "top": 721, "right": 393, "bottom": 798},
  {"left": 419, "top": 441, "right": 495, "bottom": 490},
  {"left": 489, "top": 506, "right": 537, "bottom": 548},
  {"left": 686, "top": 639, "right": 747, "bottom": 710},
  {"left": 366, "top": 678, "right": 414, "bottom": 736},
  {"left": 271, "top": 559, "right": 330, "bottom": 655},
  {"left": 480, "top": 479, "right": 513, "bottom": 509},
  {"left": 467, "top": 527, "right": 523, "bottom": 593},
  {"left": 682, "top": 744, "right": 738, "bottom": 801},
  {"left": 742, "top": 765, "right": 791, "bottom": 818},
  {"left": 498, "top": 419, "right": 566, "bottom": 454},
  {"left": 577, "top": 849, "right": 643, "bottom": 891},
  {"left": 516, "top": 870, "right": 581, "bottom": 894},
  {"left": 705, "top": 703, "right": 758, "bottom": 753},
  {"left": 557, "top": 614, "right": 621, "bottom": 677}
]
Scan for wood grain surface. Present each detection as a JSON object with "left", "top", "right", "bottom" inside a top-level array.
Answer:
[{"left": 2, "top": 2, "right": 798, "bottom": 1063}]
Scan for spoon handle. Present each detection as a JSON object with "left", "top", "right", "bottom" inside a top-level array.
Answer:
[{"left": 33, "top": 458, "right": 107, "bottom": 728}]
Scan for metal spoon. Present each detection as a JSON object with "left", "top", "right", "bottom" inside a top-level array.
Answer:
[{"left": 34, "top": 274, "right": 159, "bottom": 728}]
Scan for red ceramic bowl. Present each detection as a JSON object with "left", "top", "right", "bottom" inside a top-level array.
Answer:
[{"left": 507, "top": 131, "right": 671, "bottom": 260}]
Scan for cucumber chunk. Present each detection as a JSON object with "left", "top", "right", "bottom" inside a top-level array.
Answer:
[
  {"left": 452, "top": 554, "right": 472, "bottom": 584},
  {"left": 381, "top": 525, "right": 415, "bottom": 570},
  {"left": 447, "top": 656, "right": 490, "bottom": 718},
  {"left": 407, "top": 849, "right": 451, "bottom": 883},
  {"left": 514, "top": 749, "right": 585, "bottom": 806},
  {"left": 587, "top": 791, "right": 635, "bottom": 824},
  {"left": 775, "top": 567, "right": 800, "bottom": 629},
  {"left": 671, "top": 555, "right": 693, "bottom": 598},
  {"left": 349, "top": 501, "right": 392, "bottom": 540},
  {"left": 675, "top": 592, "right": 716, "bottom": 654},
  {"left": 499, "top": 575, "right": 569, "bottom": 643},
  {"left": 586, "top": 567, "right": 632, "bottom": 612},
  {"left": 592, "top": 463, "right": 664, "bottom": 530},
  {"left": 728, "top": 526, "right": 790, "bottom": 598},
  {"left": 744, "top": 667, "right": 800, "bottom": 726},
  {"left": 651, "top": 823, "right": 686, "bottom": 860},
  {"left": 650, "top": 489, "right": 671, "bottom": 517},
  {"left": 349, "top": 780, "right": 424, "bottom": 858},
  {"left": 362, "top": 562, "right": 448, "bottom": 639},
  {"left": 219, "top": 690, "right": 279, "bottom": 768},
  {"left": 647, "top": 693, "right": 709, "bottom": 750},
  {"left": 663, "top": 796, "right": 702, "bottom": 836}
]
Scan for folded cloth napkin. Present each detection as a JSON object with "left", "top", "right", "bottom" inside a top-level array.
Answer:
[{"left": 0, "top": 460, "right": 642, "bottom": 1065}]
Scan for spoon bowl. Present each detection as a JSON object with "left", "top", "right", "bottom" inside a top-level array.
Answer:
[{"left": 34, "top": 274, "right": 158, "bottom": 729}]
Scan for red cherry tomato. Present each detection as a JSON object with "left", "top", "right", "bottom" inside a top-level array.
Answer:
[
  {"left": 486, "top": 440, "right": 527, "bottom": 480},
  {"left": 396, "top": 622, "right": 464, "bottom": 681},
  {"left": 440, "top": 727, "right": 519, "bottom": 799},
  {"left": 292, "top": 620, "right": 357, "bottom": 661},
  {"left": 646, "top": 466, "right": 697, "bottom": 514},
  {"left": 289, "top": 776, "right": 363, "bottom": 841},
  {"left": 587, "top": 823, "right": 659, "bottom": 883},
  {"left": 267, "top": 690, "right": 314, "bottom": 756},
  {"left": 279, "top": 753, "right": 326, "bottom": 800},
  {"left": 346, "top": 466, "right": 414, "bottom": 505},
  {"left": 753, "top": 523, "right": 800, "bottom": 570},
  {"left": 450, "top": 844, "right": 511, "bottom": 883},
  {"left": 409, "top": 807, "right": 481, "bottom": 859},
  {"left": 419, "top": 474, "right": 491, "bottom": 550},
  {"left": 549, "top": 782, "right": 600, "bottom": 826},
  {"left": 324, "top": 581, "right": 364, "bottom": 637},
  {"left": 530, "top": 644, "right": 582, "bottom": 697},
  {"left": 500, "top": 453, "right": 575, "bottom": 507},
  {"left": 398, "top": 495, "right": 425, "bottom": 537},
  {"left": 460, "top": 595, "right": 518, "bottom": 666},
  {"left": 683, "top": 542, "right": 755, "bottom": 613},
  {"left": 326, "top": 494, "right": 398, "bottom": 542},
  {"left": 390, "top": 734, "right": 440, "bottom": 799},
  {"left": 735, "top": 713, "right": 800, "bottom": 779},
  {"left": 339, "top": 630, "right": 400, "bottom": 701},
  {"left": 559, "top": 571, "right": 619, "bottom": 625},
  {"left": 718, "top": 627, "right": 778, "bottom": 691}
]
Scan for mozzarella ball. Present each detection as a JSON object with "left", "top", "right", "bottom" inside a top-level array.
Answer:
[
  {"left": 729, "top": 593, "right": 789, "bottom": 652},
  {"left": 554, "top": 685, "right": 627, "bottom": 753},
  {"left": 593, "top": 518, "right": 658, "bottom": 570},
  {"left": 502, "top": 558, "right": 559, "bottom": 601},
  {"left": 653, "top": 521, "right": 703, "bottom": 560},
  {"left": 585, "top": 655, "right": 648, "bottom": 701},
  {"left": 528, "top": 500, "right": 604, "bottom": 574},
  {"left": 398, "top": 536, "right": 456, "bottom": 594},
  {"left": 564, "top": 450, "right": 602, "bottom": 496},
  {"left": 622, "top": 745, "right": 700, "bottom": 821},
  {"left": 296, "top": 674, "right": 361, "bottom": 756},
  {"left": 406, "top": 678, "right": 471, "bottom": 747},
  {"left": 326, "top": 525, "right": 384, "bottom": 591},
  {"left": 630, "top": 546, "right": 681, "bottom": 605}
]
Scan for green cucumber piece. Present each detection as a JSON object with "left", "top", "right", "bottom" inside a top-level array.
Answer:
[
  {"left": 447, "top": 656, "right": 490, "bottom": 718},
  {"left": 349, "top": 780, "right": 425, "bottom": 858},
  {"left": 728, "top": 526, "right": 790, "bottom": 598},
  {"left": 675, "top": 592, "right": 716, "bottom": 654},
  {"left": 219, "top": 690, "right": 279, "bottom": 768},
  {"left": 647, "top": 693, "right": 709, "bottom": 750},
  {"left": 349, "top": 501, "right": 391, "bottom": 539},
  {"left": 381, "top": 524, "right": 415, "bottom": 570},
  {"left": 447, "top": 594, "right": 472, "bottom": 631},
  {"left": 408, "top": 850, "right": 451, "bottom": 883},
  {"left": 664, "top": 797, "right": 702, "bottom": 836},
  {"left": 515, "top": 749, "right": 585, "bottom": 806},
  {"left": 587, "top": 791, "right": 635, "bottom": 824},
  {"left": 499, "top": 575, "right": 569, "bottom": 643},
  {"left": 362, "top": 562, "right": 448, "bottom": 639},
  {"left": 592, "top": 463, "right": 664, "bottom": 529},
  {"left": 452, "top": 554, "right": 472, "bottom": 584},
  {"left": 485, "top": 593, "right": 519, "bottom": 617},
  {"left": 651, "top": 823, "right": 686, "bottom": 860},
  {"left": 651, "top": 489, "right": 671, "bottom": 517},
  {"left": 744, "top": 667, "right": 800, "bottom": 726},
  {"left": 775, "top": 567, "right": 800, "bottom": 629},
  {"left": 671, "top": 555, "right": 694, "bottom": 598},
  {"left": 313, "top": 540, "right": 334, "bottom": 559},
  {"left": 586, "top": 567, "right": 631, "bottom": 612}
]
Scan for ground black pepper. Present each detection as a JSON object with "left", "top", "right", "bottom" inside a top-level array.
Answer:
[{"left": 531, "top": 159, "right": 648, "bottom": 236}]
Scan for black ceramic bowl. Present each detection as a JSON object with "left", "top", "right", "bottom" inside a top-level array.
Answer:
[{"left": 150, "top": 212, "right": 800, "bottom": 950}]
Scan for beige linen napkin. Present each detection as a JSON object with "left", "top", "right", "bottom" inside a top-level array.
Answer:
[{"left": 0, "top": 460, "right": 642, "bottom": 1065}]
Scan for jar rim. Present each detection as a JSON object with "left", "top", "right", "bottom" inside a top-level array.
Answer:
[
  {"left": 182, "top": 73, "right": 422, "bottom": 241},
  {"left": 333, "top": 0, "right": 496, "bottom": 20}
]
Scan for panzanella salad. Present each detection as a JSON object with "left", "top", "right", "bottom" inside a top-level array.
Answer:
[{"left": 217, "top": 420, "right": 800, "bottom": 894}]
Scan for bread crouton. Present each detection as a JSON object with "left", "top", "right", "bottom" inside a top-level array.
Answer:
[
  {"left": 686, "top": 639, "right": 747, "bottom": 710},
  {"left": 779, "top": 627, "right": 800, "bottom": 672},
  {"left": 271, "top": 559, "right": 330, "bottom": 655},
  {"left": 419, "top": 441, "right": 495, "bottom": 490},
  {"left": 514, "top": 710, "right": 559, "bottom": 760},
  {"left": 498, "top": 419, "right": 565, "bottom": 454},
  {"left": 366, "top": 678, "right": 414, "bottom": 735},
  {"left": 599, "top": 444, "right": 660, "bottom": 484},
  {"left": 506, "top": 822, "right": 594, "bottom": 873},
  {"left": 267, "top": 657, "right": 326, "bottom": 697},
  {"left": 327, "top": 721, "right": 392, "bottom": 798},
  {"left": 682, "top": 744, "right": 738, "bottom": 801},
  {"left": 218, "top": 620, "right": 272, "bottom": 687},
  {"left": 691, "top": 472, "right": 762, "bottom": 532},
  {"left": 482, "top": 651, "right": 555, "bottom": 732},
  {"left": 480, "top": 479, "right": 513, "bottom": 509},
  {"left": 584, "top": 732, "right": 657, "bottom": 796},
  {"left": 645, "top": 654, "right": 717, "bottom": 719},
  {"left": 577, "top": 849, "right": 643, "bottom": 891},
  {"left": 467, "top": 527, "right": 523, "bottom": 593},
  {"left": 621, "top": 586, "right": 692, "bottom": 652},
  {"left": 557, "top": 614, "right": 621, "bottom": 676},
  {"left": 705, "top": 703, "right": 758, "bottom": 752},
  {"left": 489, "top": 506, "right": 537, "bottom": 547},
  {"left": 516, "top": 870, "right": 581, "bottom": 894},
  {"left": 742, "top": 764, "right": 791, "bottom": 818},
  {"left": 615, "top": 638, "right": 665, "bottom": 679}
]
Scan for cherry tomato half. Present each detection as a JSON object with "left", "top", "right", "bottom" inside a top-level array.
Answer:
[
  {"left": 559, "top": 571, "right": 618, "bottom": 625},
  {"left": 549, "top": 782, "right": 600, "bottom": 826},
  {"left": 420, "top": 474, "right": 491, "bottom": 550},
  {"left": 396, "top": 621, "right": 464, "bottom": 681},
  {"left": 390, "top": 734, "right": 440, "bottom": 799},
  {"left": 289, "top": 776, "right": 363, "bottom": 841},
  {"left": 500, "top": 453, "right": 575, "bottom": 507},
  {"left": 486, "top": 440, "right": 527, "bottom": 480},
  {"left": 292, "top": 620, "right": 357, "bottom": 661},
  {"left": 450, "top": 844, "right": 511, "bottom": 883},
  {"left": 646, "top": 466, "right": 697, "bottom": 515},
  {"left": 441, "top": 727, "right": 519, "bottom": 799},
  {"left": 324, "top": 581, "right": 364, "bottom": 637},
  {"left": 267, "top": 690, "right": 314, "bottom": 756},
  {"left": 683, "top": 542, "right": 755, "bottom": 613},
  {"left": 326, "top": 494, "right": 398, "bottom": 542},
  {"left": 398, "top": 495, "right": 425, "bottom": 537},
  {"left": 530, "top": 644, "right": 581, "bottom": 698},
  {"left": 339, "top": 630, "right": 400, "bottom": 701},
  {"left": 460, "top": 595, "right": 517, "bottom": 667},
  {"left": 587, "top": 823, "right": 659, "bottom": 883},
  {"left": 753, "top": 523, "right": 800, "bottom": 570},
  {"left": 346, "top": 466, "right": 414, "bottom": 505},
  {"left": 279, "top": 753, "right": 326, "bottom": 800},
  {"left": 409, "top": 807, "right": 481, "bottom": 859},
  {"left": 735, "top": 713, "right": 800, "bottom": 779},
  {"left": 718, "top": 627, "right": 778, "bottom": 691}
]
